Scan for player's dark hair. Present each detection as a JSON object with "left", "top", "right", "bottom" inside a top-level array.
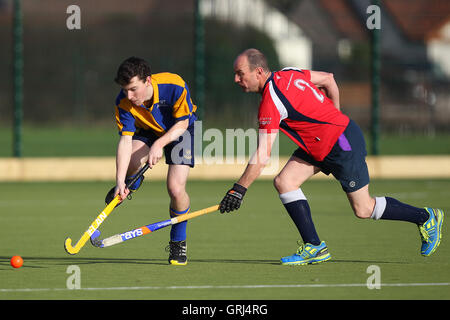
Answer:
[
  {"left": 114, "top": 56, "right": 151, "bottom": 86},
  {"left": 242, "top": 48, "right": 270, "bottom": 72}
]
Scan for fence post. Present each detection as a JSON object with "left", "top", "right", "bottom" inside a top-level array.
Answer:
[
  {"left": 194, "top": 0, "right": 205, "bottom": 120},
  {"left": 370, "top": 0, "right": 381, "bottom": 155},
  {"left": 13, "top": 0, "right": 24, "bottom": 157}
]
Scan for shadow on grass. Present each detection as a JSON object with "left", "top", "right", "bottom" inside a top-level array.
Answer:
[
  {"left": 0, "top": 256, "right": 280, "bottom": 267},
  {"left": 0, "top": 256, "right": 409, "bottom": 269},
  {"left": 328, "top": 259, "right": 409, "bottom": 264}
]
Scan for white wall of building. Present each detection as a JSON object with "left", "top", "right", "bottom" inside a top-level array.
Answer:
[
  {"left": 427, "top": 22, "right": 450, "bottom": 78},
  {"left": 200, "top": 0, "right": 312, "bottom": 69}
]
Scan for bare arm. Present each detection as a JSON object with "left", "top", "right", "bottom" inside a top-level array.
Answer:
[
  {"left": 236, "top": 130, "right": 278, "bottom": 188},
  {"left": 148, "top": 118, "right": 190, "bottom": 168},
  {"left": 310, "top": 71, "right": 340, "bottom": 110},
  {"left": 219, "top": 130, "right": 278, "bottom": 213},
  {"left": 115, "top": 134, "right": 133, "bottom": 199}
]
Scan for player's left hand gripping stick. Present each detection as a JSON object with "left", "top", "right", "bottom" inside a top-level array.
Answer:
[{"left": 64, "top": 163, "right": 150, "bottom": 255}]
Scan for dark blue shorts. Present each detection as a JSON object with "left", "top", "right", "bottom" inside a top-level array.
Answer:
[
  {"left": 292, "top": 120, "right": 369, "bottom": 193},
  {"left": 133, "top": 123, "right": 195, "bottom": 168}
]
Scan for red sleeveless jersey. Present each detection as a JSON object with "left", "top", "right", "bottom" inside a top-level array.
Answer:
[{"left": 258, "top": 68, "right": 349, "bottom": 161}]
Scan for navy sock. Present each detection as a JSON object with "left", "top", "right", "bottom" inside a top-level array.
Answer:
[
  {"left": 125, "top": 173, "right": 144, "bottom": 192},
  {"left": 280, "top": 190, "right": 321, "bottom": 246},
  {"left": 169, "top": 207, "right": 189, "bottom": 241},
  {"left": 373, "top": 197, "right": 429, "bottom": 225}
]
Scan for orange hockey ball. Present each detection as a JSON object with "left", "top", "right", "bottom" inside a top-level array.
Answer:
[{"left": 10, "top": 256, "right": 23, "bottom": 268}]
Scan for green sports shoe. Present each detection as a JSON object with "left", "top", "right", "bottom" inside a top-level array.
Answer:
[
  {"left": 280, "top": 241, "right": 331, "bottom": 265},
  {"left": 419, "top": 208, "right": 444, "bottom": 256}
]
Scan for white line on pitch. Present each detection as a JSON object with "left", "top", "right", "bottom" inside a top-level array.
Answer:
[{"left": 1, "top": 282, "right": 450, "bottom": 293}]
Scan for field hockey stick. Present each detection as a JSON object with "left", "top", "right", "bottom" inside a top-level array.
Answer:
[
  {"left": 90, "top": 204, "right": 219, "bottom": 248},
  {"left": 64, "top": 163, "right": 150, "bottom": 255}
]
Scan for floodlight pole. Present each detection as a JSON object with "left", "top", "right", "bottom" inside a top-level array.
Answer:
[
  {"left": 13, "top": 0, "right": 24, "bottom": 157},
  {"left": 194, "top": 0, "right": 205, "bottom": 120}
]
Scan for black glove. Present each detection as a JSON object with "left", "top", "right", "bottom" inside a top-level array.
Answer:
[{"left": 219, "top": 183, "right": 247, "bottom": 213}]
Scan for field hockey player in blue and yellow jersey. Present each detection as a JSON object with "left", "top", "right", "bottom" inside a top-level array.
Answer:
[{"left": 107, "top": 56, "right": 198, "bottom": 265}]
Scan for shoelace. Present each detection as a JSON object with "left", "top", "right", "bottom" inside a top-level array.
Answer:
[
  {"left": 295, "top": 241, "right": 312, "bottom": 258},
  {"left": 295, "top": 240, "right": 303, "bottom": 254},
  {"left": 419, "top": 224, "right": 434, "bottom": 243},
  {"left": 165, "top": 242, "right": 186, "bottom": 255}
]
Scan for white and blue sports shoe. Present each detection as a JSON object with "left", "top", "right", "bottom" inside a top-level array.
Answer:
[
  {"left": 419, "top": 208, "right": 444, "bottom": 256},
  {"left": 280, "top": 241, "right": 331, "bottom": 265}
]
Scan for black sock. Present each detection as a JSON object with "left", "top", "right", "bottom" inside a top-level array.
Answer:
[
  {"left": 280, "top": 190, "right": 321, "bottom": 246},
  {"left": 377, "top": 197, "right": 429, "bottom": 225}
]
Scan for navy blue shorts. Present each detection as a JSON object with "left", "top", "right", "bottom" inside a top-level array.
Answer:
[
  {"left": 292, "top": 120, "right": 369, "bottom": 193},
  {"left": 133, "top": 123, "right": 195, "bottom": 168}
]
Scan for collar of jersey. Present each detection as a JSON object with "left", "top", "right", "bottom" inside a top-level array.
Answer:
[
  {"left": 262, "top": 72, "right": 274, "bottom": 93},
  {"left": 141, "top": 76, "right": 160, "bottom": 110}
]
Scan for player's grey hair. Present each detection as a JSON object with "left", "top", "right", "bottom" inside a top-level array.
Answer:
[{"left": 240, "top": 48, "right": 270, "bottom": 72}]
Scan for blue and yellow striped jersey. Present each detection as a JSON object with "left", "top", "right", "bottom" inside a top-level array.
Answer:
[{"left": 115, "top": 72, "right": 197, "bottom": 137}]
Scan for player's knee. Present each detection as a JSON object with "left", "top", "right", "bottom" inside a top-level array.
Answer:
[
  {"left": 273, "top": 175, "right": 292, "bottom": 193},
  {"left": 273, "top": 174, "right": 301, "bottom": 194},
  {"left": 273, "top": 175, "right": 283, "bottom": 192},
  {"left": 167, "top": 183, "right": 187, "bottom": 201}
]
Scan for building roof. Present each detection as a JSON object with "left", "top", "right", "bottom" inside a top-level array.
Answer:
[
  {"left": 318, "top": 0, "right": 367, "bottom": 41},
  {"left": 383, "top": 0, "right": 450, "bottom": 41}
]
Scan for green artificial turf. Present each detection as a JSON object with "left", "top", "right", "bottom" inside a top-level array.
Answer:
[{"left": 0, "top": 179, "right": 449, "bottom": 300}]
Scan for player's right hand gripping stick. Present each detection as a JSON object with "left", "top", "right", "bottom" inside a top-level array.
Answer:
[{"left": 219, "top": 183, "right": 247, "bottom": 213}]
